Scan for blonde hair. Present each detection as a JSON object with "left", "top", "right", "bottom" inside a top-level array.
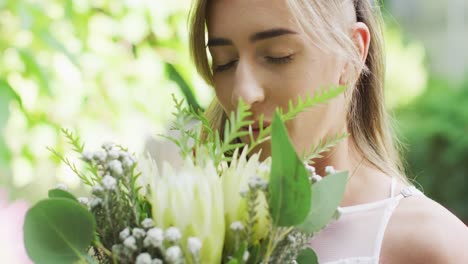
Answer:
[{"left": 188, "top": 0, "right": 410, "bottom": 185}]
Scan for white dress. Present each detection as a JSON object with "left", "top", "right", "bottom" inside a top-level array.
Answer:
[{"left": 309, "top": 177, "right": 424, "bottom": 264}]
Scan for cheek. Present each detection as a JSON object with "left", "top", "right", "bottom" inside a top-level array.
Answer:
[
  {"left": 267, "top": 57, "right": 341, "bottom": 110},
  {"left": 214, "top": 83, "right": 233, "bottom": 112}
]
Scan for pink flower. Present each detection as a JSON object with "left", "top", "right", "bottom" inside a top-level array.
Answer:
[{"left": 0, "top": 189, "right": 33, "bottom": 264}]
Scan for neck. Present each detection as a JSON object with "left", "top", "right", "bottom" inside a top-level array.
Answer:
[{"left": 311, "top": 137, "right": 392, "bottom": 206}]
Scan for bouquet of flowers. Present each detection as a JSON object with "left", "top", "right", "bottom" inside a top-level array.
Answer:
[{"left": 23, "top": 86, "right": 349, "bottom": 264}]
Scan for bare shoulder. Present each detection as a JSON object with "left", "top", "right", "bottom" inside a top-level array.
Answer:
[{"left": 380, "top": 186, "right": 468, "bottom": 264}]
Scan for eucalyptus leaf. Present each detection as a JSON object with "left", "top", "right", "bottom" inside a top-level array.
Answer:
[
  {"left": 24, "top": 198, "right": 96, "bottom": 264},
  {"left": 296, "top": 248, "right": 319, "bottom": 264},
  {"left": 297, "top": 171, "right": 348, "bottom": 234},
  {"left": 48, "top": 189, "right": 78, "bottom": 202},
  {"left": 269, "top": 112, "right": 311, "bottom": 226}
]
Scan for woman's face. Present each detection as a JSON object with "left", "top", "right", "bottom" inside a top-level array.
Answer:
[{"left": 207, "top": 0, "right": 350, "bottom": 158}]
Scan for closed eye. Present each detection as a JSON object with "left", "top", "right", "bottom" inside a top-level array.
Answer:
[
  {"left": 213, "top": 60, "right": 238, "bottom": 73},
  {"left": 265, "top": 54, "right": 294, "bottom": 64}
]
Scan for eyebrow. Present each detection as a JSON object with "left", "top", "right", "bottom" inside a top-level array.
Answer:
[{"left": 207, "top": 28, "right": 297, "bottom": 47}]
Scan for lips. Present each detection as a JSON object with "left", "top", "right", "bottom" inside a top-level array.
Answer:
[{"left": 241, "top": 121, "right": 271, "bottom": 133}]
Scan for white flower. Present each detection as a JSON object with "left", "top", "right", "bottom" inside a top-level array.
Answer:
[
  {"left": 89, "top": 197, "right": 103, "bottom": 208},
  {"left": 221, "top": 147, "right": 270, "bottom": 246},
  {"left": 151, "top": 259, "right": 163, "bottom": 264},
  {"left": 92, "top": 185, "right": 104, "bottom": 195},
  {"left": 292, "top": 261, "right": 298, "bottom": 264},
  {"left": 122, "top": 156, "right": 135, "bottom": 169},
  {"left": 102, "top": 142, "right": 115, "bottom": 151},
  {"left": 143, "top": 227, "right": 164, "bottom": 248},
  {"left": 187, "top": 237, "right": 202, "bottom": 255},
  {"left": 150, "top": 156, "right": 225, "bottom": 263},
  {"left": 325, "top": 166, "right": 336, "bottom": 175},
  {"left": 55, "top": 183, "right": 68, "bottom": 191},
  {"left": 107, "top": 149, "right": 120, "bottom": 160},
  {"left": 141, "top": 218, "right": 154, "bottom": 229},
  {"left": 135, "top": 253, "right": 152, "bottom": 264},
  {"left": 108, "top": 160, "right": 123, "bottom": 176},
  {"left": 230, "top": 221, "right": 244, "bottom": 232},
  {"left": 123, "top": 236, "right": 137, "bottom": 251},
  {"left": 82, "top": 151, "right": 94, "bottom": 162},
  {"left": 102, "top": 175, "right": 117, "bottom": 190},
  {"left": 78, "top": 197, "right": 89, "bottom": 206},
  {"left": 310, "top": 174, "right": 322, "bottom": 183},
  {"left": 132, "top": 228, "right": 146, "bottom": 240},
  {"left": 165, "top": 245, "right": 182, "bottom": 263},
  {"left": 288, "top": 234, "right": 296, "bottom": 245},
  {"left": 243, "top": 251, "right": 250, "bottom": 262},
  {"left": 93, "top": 151, "right": 107, "bottom": 163},
  {"left": 164, "top": 227, "right": 182, "bottom": 243},
  {"left": 119, "top": 228, "right": 131, "bottom": 241}
]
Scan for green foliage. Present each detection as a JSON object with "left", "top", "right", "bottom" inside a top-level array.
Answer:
[
  {"left": 0, "top": 0, "right": 201, "bottom": 201},
  {"left": 269, "top": 112, "right": 311, "bottom": 227},
  {"left": 396, "top": 78, "right": 468, "bottom": 221},
  {"left": 23, "top": 198, "right": 96, "bottom": 264},
  {"left": 297, "top": 171, "right": 348, "bottom": 234},
  {"left": 48, "top": 188, "right": 78, "bottom": 201},
  {"left": 296, "top": 248, "right": 318, "bottom": 264}
]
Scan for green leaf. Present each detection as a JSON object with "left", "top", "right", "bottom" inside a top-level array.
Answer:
[
  {"left": 269, "top": 112, "right": 311, "bottom": 226},
  {"left": 296, "top": 248, "right": 319, "bottom": 264},
  {"left": 23, "top": 198, "right": 96, "bottom": 264},
  {"left": 0, "top": 80, "right": 21, "bottom": 163},
  {"left": 48, "top": 189, "right": 78, "bottom": 202},
  {"left": 227, "top": 259, "right": 239, "bottom": 264},
  {"left": 297, "top": 171, "right": 348, "bottom": 233},
  {"left": 17, "top": 49, "right": 51, "bottom": 96},
  {"left": 165, "top": 63, "right": 202, "bottom": 112}
]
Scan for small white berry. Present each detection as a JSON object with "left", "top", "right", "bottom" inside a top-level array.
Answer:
[
  {"left": 135, "top": 253, "right": 152, "bottom": 264},
  {"left": 102, "top": 175, "right": 117, "bottom": 190},
  {"left": 325, "top": 166, "right": 336, "bottom": 175},
  {"left": 151, "top": 259, "right": 163, "bottom": 264},
  {"left": 102, "top": 142, "right": 115, "bottom": 151},
  {"left": 144, "top": 227, "right": 164, "bottom": 248},
  {"left": 165, "top": 227, "right": 182, "bottom": 243},
  {"left": 187, "top": 237, "right": 202, "bottom": 254},
  {"left": 119, "top": 228, "right": 131, "bottom": 241},
  {"left": 132, "top": 228, "right": 146, "bottom": 239},
  {"left": 107, "top": 149, "right": 120, "bottom": 160},
  {"left": 82, "top": 151, "right": 94, "bottom": 162},
  {"left": 89, "top": 197, "right": 103, "bottom": 208},
  {"left": 108, "top": 160, "right": 123, "bottom": 176},
  {"left": 93, "top": 151, "right": 107, "bottom": 163},
  {"left": 92, "top": 185, "right": 104, "bottom": 195},
  {"left": 165, "top": 245, "right": 182, "bottom": 263},
  {"left": 78, "top": 197, "right": 89, "bottom": 206},
  {"left": 141, "top": 218, "right": 154, "bottom": 229},
  {"left": 123, "top": 236, "right": 137, "bottom": 251}
]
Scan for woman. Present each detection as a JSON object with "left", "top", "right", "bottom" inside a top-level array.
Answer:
[{"left": 188, "top": 0, "right": 468, "bottom": 263}]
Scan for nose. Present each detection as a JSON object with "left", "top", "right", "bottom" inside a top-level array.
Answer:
[{"left": 231, "top": 60, "right": 265, "bottom": 107}]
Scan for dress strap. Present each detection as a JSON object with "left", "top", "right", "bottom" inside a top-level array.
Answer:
[{"left": 395, "top": 185, "right": 424, "bottom": 203}]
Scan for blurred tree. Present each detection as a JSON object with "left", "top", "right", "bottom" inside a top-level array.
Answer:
[{"left": 0, "top": 0, "right": 208, "bottom": 201}]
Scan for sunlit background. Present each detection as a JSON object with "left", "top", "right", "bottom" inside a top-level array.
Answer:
[{"left": 0, "top": 1, "right": 467, "bottom": 259}]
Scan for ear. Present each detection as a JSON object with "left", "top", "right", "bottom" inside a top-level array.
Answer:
[
  {"left": 352, "top": 22, "right": 371, "bottom": 65},
  {"left": 339, "top": 22, "right": 371, "bottom": 86}
]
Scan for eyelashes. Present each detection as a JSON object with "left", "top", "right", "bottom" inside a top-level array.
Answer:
[{"left": 213, "top": 54, "right": 294, "bottom": 73}]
